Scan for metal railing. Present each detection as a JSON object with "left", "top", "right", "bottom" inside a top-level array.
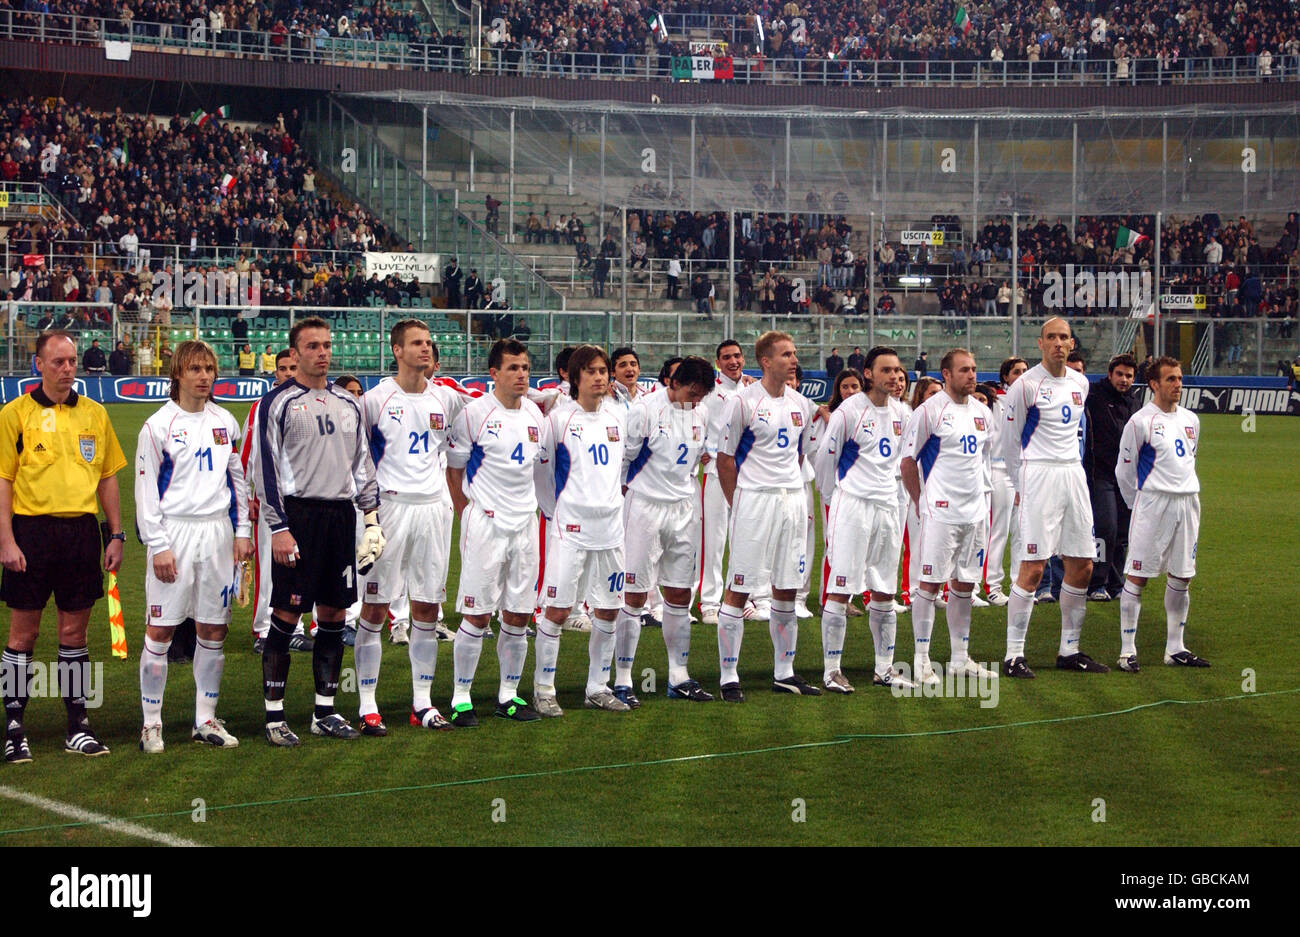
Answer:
[
  {"left": 3, "top": 11, "right": 1297, "bottom": 86},
  {"left": 6, "top": 302, "right": 1294, "bottom": 379}
]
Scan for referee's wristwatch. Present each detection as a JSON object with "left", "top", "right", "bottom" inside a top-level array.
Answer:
[{"left": 108, "top": 531, "right": 126, "bottom": 543}]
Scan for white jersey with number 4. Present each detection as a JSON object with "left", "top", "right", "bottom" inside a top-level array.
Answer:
[
  {"left": 1003, "top": 363, "right": 1090, "bottom": 480},
  {"left": 363, "top": 377, "right": 465, "bottom": 496},
  {"left": 813, "top": 394, "right": 909, "bottom": 505},
  {"left": 1115, "top": 403, "right": 1201, "bottom": 508},
  {"left": 720, "top": 381, "right": 814, "bottom": 491},
  {"left": 445, "top": 394, "right": 551, "bottom": 531},
  {"left": 135, "top": 401, "right": 251, "bottom": 551},
  {"left": 901, "top": 391, "right": 992, "bottom": 525},
  {"left": 546, "top": 401, "right": 626, "bottom": 550},
  {"left": 624, "top": 394, "right": 708, "bottom": 502}
]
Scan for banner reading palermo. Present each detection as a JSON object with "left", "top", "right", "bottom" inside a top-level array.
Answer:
[
  {"left": 671, "top": 54, "right": 734, "bottom": 80},
  {"left": 364, "top": 252, "right": 441, "bottom": 283}
]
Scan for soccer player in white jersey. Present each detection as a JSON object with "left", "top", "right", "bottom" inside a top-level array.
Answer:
[
  {"left": 241, "top": 349, "right": 311, "bottom": 654},
  {"left": 1114, "top": 357, "right": 1209, "bottom": 671},
  {"left": 698, "top": 339, "right": 749, "bottom": 625},
  {"left": 716, "top": 331, "right": 819, "bottom": 700},
  {"left": 537, "top": 345, "right": 633, "bottom": 714},
  {"left": 983, "top": 357, "right": 1027, "bottom": 606},
  {"left": 611, "top": 347, "right": 644, "bottom": 405},
  {"left": 789, "top": 366, "right": 817, "bottom": 620},
  {"left": 445, "top": 339, "right": 551, "bottom": 726},
  {"left": 617, "top": 356, "right": 715, "bottom": 704},
  {"left": 814, "top": 346, "right": 917, "bottom": 693},
  {"left": 1002, "top": 317, "right": 1108, "bottom": 677},
  {"left": 354, "top": 320, "right": 467, "bottom": 735},
  {"left": 136, "top": 341, "right": 254, "bottom": 752},
  {"left": 900, "top": 349, "right": 999, "bottom": 686}
]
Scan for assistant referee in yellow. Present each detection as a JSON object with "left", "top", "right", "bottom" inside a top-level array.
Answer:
[{"left": 0, "top": 331, "right": 128, "bottom": 762}]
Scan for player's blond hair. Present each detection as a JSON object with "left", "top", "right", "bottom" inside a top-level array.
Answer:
[
  {"left": 169, "top": 340, "right": 219, "bottom": 402},
  {"left": 754, "top": 330, "right": 794, "bottom": 367}
]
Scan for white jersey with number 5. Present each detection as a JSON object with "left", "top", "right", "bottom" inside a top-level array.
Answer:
[
  {"left": 363, "top": 377, "right": 465, "bottom": 496},
  {"left": 1115, "top": 403, "right": 1201, "bottom": 508},
  {"left": 720, "top": 381, "right": 814, "bottom": 491},
  {"left": 445, "top": 394, "right": 551, "bottom": 531},
  {"left": 135, "top": 400, "right": 250, "bottom": 551}
]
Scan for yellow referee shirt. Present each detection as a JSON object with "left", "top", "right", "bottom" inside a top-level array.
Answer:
[
  {"left": 0, "top": 387, "right": 127, "bottom": 517},
  {"left": 239, "top": 350, "right": 256, "bottom": 371}
]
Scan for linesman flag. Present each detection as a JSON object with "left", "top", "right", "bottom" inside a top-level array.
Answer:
[
  {"left": 1115, "top": 225, "right": 1150, "bottom": 249},
  {"left": 106, "top": 572, "right": 127, "bottom": 659},
  {"left": 954, "top": 6, "right": 972, "bottom": 35}
]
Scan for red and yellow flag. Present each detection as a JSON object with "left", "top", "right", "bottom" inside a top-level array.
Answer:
[{"left": 107, "top": 572, "right": 128, "bottom": 659}]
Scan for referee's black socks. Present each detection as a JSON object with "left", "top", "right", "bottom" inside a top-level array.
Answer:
[
  {"left": 2, "top": 647, "right": 32, "bottom": 725},
  {"left": 262, "top": 615, "right": 295, "bottom": 724},
  {"left": 312, "top": 620, "right": 345, "bottom": 720},
  {"left": 56, "top": 645, "right": 92, "bottom": 734}
]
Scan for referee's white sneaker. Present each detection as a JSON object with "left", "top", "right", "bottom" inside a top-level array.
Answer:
[
  {"left": 192, "top": 718, "right": 239, "bottom": 747},
  {"left": 139, "top": 724, "right": 164, "bottom": 754}
]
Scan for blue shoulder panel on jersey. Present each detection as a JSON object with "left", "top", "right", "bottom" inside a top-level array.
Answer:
[
  {"left": 554, "top": 443, "right": 572, "bottom": 500},
  {"left": 916, "top": 434, "right": 940, "bottom": 481},
  {"left": 1136, "top": 442, "right": 1157, "bottom": 490},
  {"left": 625, "top": 440, "right": 652, "bottom": 486},
  {"left": 369, "top": 424, "right": 386, "bottom": 468},
  {"left": 836, "top": 438, "right": 860, "bottom": 481},
  {"left": 1077, "top": 408, "right": 1087, "bottom": 459},
  {"left": 732, "top": 426, "right": 756, "bottom": 471},
  {"left": 157, "top": 450, "right": 174, "bottom": 500},
  {"left": 1020, "top": 405, "right": 1040, "bottom": 450},
  {"left": 465, "top": 442, "right": 486, "bottom": 485}
]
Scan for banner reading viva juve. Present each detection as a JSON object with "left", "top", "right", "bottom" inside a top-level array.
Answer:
[{"left": 364, "top": 252, "right": 441, "bottom": 283}]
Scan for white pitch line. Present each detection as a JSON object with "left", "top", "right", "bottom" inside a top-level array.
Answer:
[{"left": 0, "top": 784, "right": 201, "bottom": 847}]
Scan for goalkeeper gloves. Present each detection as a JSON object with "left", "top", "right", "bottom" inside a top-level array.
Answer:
[{"left": 357, "top": 510, "right": 386, "bottom": 575}]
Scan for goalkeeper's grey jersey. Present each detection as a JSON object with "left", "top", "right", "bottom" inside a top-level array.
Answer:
[{"left": 257, "top": 378, "right": 379, "bottom": 532}]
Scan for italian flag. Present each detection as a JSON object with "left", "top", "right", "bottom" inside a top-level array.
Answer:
[
  {"left": 220, "top": 173, "right": 236, "bottom": 194},
  {"left": 955, "top": 6, "right": 972, "bottom": 35},
  {"left": 216, "top": 105, "right": 231, "bottom": 118},
  {"left": 648, "top": 13, "right": 667, "bottom": 42},
  {"left": 191, "top": 109, "right": 211, "bottom": 127},
  {"left": 1115, "top": 225, "right": 1149, "bottom": 249}
]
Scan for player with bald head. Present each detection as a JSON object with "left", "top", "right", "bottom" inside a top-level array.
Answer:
[{"left": 1001, "top": 317, "right": 1107, "bottom": 677}]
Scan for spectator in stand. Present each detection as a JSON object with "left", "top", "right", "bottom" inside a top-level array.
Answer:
[
  {"left": 82, "top": 338, "right": 107, "bottom": 374},
  {"left": 825, "top": 347, "right": 844, "bottom": 382},
  {"left": 109, "top": 340, "right": 131, "bottom": 375},
  {"left": 847, "top": 346, "right": 866, "bottom": 374}
]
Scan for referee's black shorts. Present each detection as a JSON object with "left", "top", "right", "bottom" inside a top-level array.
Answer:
[
  {"left": 270, "top": 497, "right": 357, "bottom": 615},
  {"left": 1, "top": 514, "right": 104, "bottom": 612}
]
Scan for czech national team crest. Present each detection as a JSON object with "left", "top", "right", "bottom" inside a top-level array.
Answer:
[
  {"left": 212, "top": 427, "right": 229, "bottom": 446},
  {"left": 692, "top": 425, "right": 702, "bottom": 441},
  {"left": 606, "top": 426, "right": 620, "bottom": 442},
  {"left": 1072, "top": 392, "right": 1083, "bottom": 405},
  {"left": 791, "top": 412, "right": 804, "bottom": 427},
  {"left": 1184, "top": 426, "right": 1196, "bottom": 439},
  {"left": 78, "top": 434, "right": 96, "bottom": 463},
  {"left": 973, "top": 417, "right": 986, "bottom": 431},
  {"left": 150, "top": 605, "right": 162, "bottom": 618},
  {"left": 1027, "top": 544, "right": 1038, "bottom": 555},
  {"left": 835, "top": 576, "right": 847, "bottom": 587},
  {"left": 430, "top": 413, "right": 445, "bottom": 431},
  {"left": 527, "top": 425, "right": 539, "bottom": 443},
  {"left": 626, "top": 573, "right": 636, "bottom": 585},
  {"left": 892, "top": 421, "right": 903, "bottom": 435}
]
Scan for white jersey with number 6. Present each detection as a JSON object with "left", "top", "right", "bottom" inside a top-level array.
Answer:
[{"left": 813, "top": 394, "right": 909, "bottom": 505}]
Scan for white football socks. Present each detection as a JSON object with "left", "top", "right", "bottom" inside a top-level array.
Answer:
[
  {"left": 867, "top": 598, "right": 897, "bottom": 678},
  {"left": 533, "top": 622, "right": 561, "bottom": 696},
  {"left": 1059, "top": 583, "right": 1087, "bottom": 657},
  {"left": 1119, "top": 582, "right": 1143, "bottom": 657},
  {"left": 947, "top": 587, "right": 972, "bottom": 668},
  {"left": 452, "top": 621, "right": 485, "bottom": 707},
  {"left": 717, "top": 603, "right": 745, "bottom": 684},
  {"left": 1165, "top": 580, "right": 1190, "bottom": 656},
  {"left": 662, "top": 601, "right": 691, "bottom": 687},
  {"left": 354, "top": 620, "right": 383, "bottom": 715},
  {"left": 769, "top": 599, "right": 797, "bottom": 680},
  {"left": 193, "top": 636, "right": 224, "bottom": 725},
  {"left": 912, "top": 589, "right": 937, "bottom": 668},
  {"left": 497, "top": 622, "right": 528, "bottom": 704},
  {"left": 586, "top": 618, "right": 616, "bottom": 696},
  {"left": 613, "top": 605, "right": 642, "bottom": 687},
  {"left": 821, "top": 600, "right": 847, "bottom": 679},
  {"left": 409, "top": 619, "right": 438, "bottom": 711},
  {"left": 139, "top": 636, "right": 170, "bottom": 725},
  {"left": 1005, "top": 584, "right": 1035, "bottom": 660}
]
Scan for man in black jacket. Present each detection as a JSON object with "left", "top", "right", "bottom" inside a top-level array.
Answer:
[
  {"left": 82, "top": 339, "right": 107, "bottom": 374},
  {"left": 846, "top": 347, "right": 866, "bottom": 374},
  {"left": 1083, "top": 353, "right": 1139, "bottom": 600},
  {"left": 109, "top": 341, "right": 132, "bottom": 375},
  {"left": 825, "top": 348, "right": 844, "bottom": 382},
  {"left": 442, "top": 257, "right": 463, "bottom": 308}
]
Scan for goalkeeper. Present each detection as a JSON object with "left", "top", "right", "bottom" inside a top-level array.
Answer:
[
  {"left": 255, "top": 317, "right": 383, "bottom": 747},
  {"left": 134, "top": 340, "right": 254, "bottom": 753}
]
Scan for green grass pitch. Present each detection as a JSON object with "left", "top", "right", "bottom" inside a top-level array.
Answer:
[{"left": 1, "top": 405, "right": 1297, "bottom": 846}]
